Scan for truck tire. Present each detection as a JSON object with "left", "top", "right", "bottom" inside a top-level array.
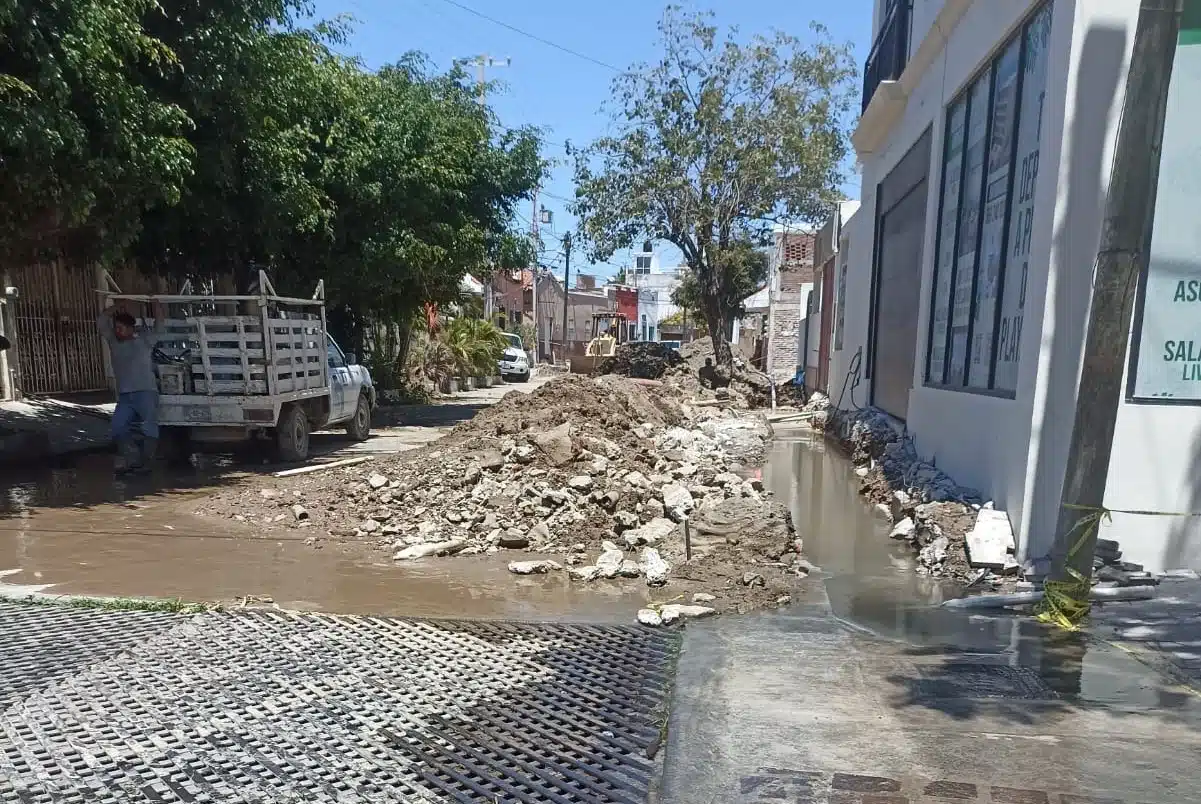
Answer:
[
  {"left": 345, "top": 394, "right": 371, "bottom": 441},
  {"left": 275, "top": 404, "right": 310, "bottom": 462},
  {"left": 161, "top": 426, "right": 193, "bottom": 468}
]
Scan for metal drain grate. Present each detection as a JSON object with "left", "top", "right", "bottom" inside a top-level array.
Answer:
[
  {"left": 0, "top": 603, "right": 179, "bottom": 709},
  {"left": 0, "top": 603, "right": 679, "bottom": 803},
  {"left": 914, "top": 662, "right": 1059, "bottom": 701}
]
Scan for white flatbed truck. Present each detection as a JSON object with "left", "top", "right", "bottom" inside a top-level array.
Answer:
[{"left": 101, "top": 271, "right": 375, "bottom": 462}]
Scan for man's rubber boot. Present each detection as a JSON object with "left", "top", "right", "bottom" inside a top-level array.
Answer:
[
  {"left": 115, "top": 438, "right": 140, "bottom": 475},
  {"left": 128, "top": 437, "right": 158, "bottom": 475}
]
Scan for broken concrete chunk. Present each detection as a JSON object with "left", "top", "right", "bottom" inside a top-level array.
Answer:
[
  {"left": 637, "top": 608, "right": 663, "bottom": 626},
  {"left": 394, "top": 539, "right": 466, "bottom": 561},
  {"left": 641, "top": 547, "right": 670, "bottom": 586},
  {"left": 692, "top": 592, "right": 716, "bottom": 603},
  {"left": 659, "top": 604, "right": 715, "bottom": 624},
  {"left": 623, "top": 471, "right": 651, "bottom": 489},
  {"left": 360, "top": 519, "right": 381, "bottom": 534},
  {"left": 596, "top": 546, "right": 626, "bottom": 579},
  {"left": 612, "top": 510, "right": 641, "bottom": 533},
  {"left": 965, "top": 508, "right": 1016, "bottom": 570},
  {"left": 661, "top": 483, "right": 695, "bottom": 521},
  {"left": 477, "top": 449, "right": 505, "bottom": 472},
  {"left": 368, "top": 473, "right": 389, "bottom": 490},
  {"left": 872, "top": 503, "right": 894, "bottom": 523},
  {"left": 569, "top": 565, "right": 602, "bottom": 582},
  {"left": 498, "top": 528, "right": 530, "bottom": 549},
  {"left": 508, "top": 560, "right": 563, "bottom": 575},
  {"left": 619, "top": 560, "right": 642, "bottom": 578},
  {"left": 513, "top": 445, "right": 536, "bottom": 464},
  {"left": 623, "top": 517, "right": 676, "bottom": 549},
  {"left": 567, "top": 475, "right": 594, "bottom": 493},
  {"left": 741, "top": 571, "right": 765, "bottom": 588},
  {"left": 528, "top": 522, "right": 552, "bottom": 544},
  {"left": 534, "top": 422, "right": 574, "bottom": 466},
  {"left": 889, "top": 517, "right": 916, "bottom": 541}
]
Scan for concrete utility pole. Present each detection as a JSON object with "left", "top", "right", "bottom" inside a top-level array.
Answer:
[
  {"left": 460, "top": 55, "right": 510, "bottom": 320},
  {"left": 1045, "top": 0, "right": 1184, "bottom": 621},
  {"left": 561, "top": 232, "right": 572, "bottom": 364},
  {"left": 529, "top": 186, "right": 540, "bottom": 365}
]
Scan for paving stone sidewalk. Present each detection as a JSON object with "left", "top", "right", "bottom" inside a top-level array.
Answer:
[
  {"left": 0, "top": 602, "right": 677, "bottom": 803},
  {"left": 1088, "top": 576, "right": 1201, "bottom": 686}
]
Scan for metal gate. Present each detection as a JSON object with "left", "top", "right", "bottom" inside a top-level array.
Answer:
[
  {"left": 8, "top": 260, "right": 107, "bottom": 395},
  {"left": 868, "top": 128, "right": 932, "bottom": 421}
]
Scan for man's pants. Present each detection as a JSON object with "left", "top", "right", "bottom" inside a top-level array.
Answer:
[{"left": 112, "top": 390, "right": 159, "bottom": 442}]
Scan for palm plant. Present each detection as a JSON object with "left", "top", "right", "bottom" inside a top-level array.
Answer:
[{"left": 443, "top": 317, "right": 508, "bottom": 378}]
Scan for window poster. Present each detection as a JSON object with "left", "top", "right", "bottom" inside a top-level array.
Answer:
[{"left": 994, "top": 3, "right": 1052, "bottom": 392}]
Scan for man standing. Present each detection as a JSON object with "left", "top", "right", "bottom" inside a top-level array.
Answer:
[{"left": 98, "top": 302, "right": 165, "bottom": 473}]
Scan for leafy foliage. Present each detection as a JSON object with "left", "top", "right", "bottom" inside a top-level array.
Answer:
[
  {"left": 670, "top": 240, "right": 768, "bottom": 335},
  {"left": 574, "top": 5, "right": 855, "bottom": 366},
  {"left": 0, "top": 0, "right": 193, "bottom": 261},
  {"left": 2, "top": 1, "right": 542, "bottom": 347}
]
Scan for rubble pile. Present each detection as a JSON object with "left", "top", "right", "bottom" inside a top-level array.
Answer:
[
  {"left": 598, "top": 342, "right": 684, "bottom": 380},
  {"left": 1092, "top": 538, "right": 1158, "bottom": 588},
  {"left": 200, "top": 374, "right": 803, "bottom": 615},
  {"left": 663, "top": 339, "right": 774, "bottom": 409}
]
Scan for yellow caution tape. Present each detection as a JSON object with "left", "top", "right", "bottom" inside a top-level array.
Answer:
[{"left": 1038, "top": 503, "right": 1201, "bottom": 631}]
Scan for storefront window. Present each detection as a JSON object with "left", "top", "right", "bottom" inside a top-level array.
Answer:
[{"left": 925, "top": 1, "right": 1052, "bottom": 395}]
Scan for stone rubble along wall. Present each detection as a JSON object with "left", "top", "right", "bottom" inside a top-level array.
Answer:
[{"left": 801, "top": 393, "right": 1019, "bottom": 585}]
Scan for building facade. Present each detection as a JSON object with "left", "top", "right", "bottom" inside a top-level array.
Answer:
[{"left": 841, "top": 0, "right": 1201, "bottom": 572}]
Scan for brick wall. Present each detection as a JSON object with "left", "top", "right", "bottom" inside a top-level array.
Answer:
[{"left": 767, "top": 232, "right": 816, "bottom": 382}]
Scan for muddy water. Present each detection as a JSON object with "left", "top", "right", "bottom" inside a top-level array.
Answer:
[
  {"left": 0, "top": 454, "right": 648, "bottom": 622},
  {"left": 764, "top": 424, "right": 1201, "bottom": 711}
]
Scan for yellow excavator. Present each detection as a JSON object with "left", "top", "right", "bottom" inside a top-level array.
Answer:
[{"left": 569, "top": 312, "right": 630, "bottom": 375}]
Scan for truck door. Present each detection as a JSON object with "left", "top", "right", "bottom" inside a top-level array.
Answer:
[{"left": 326, "top": 336, "right": 351, "bottom": 421}]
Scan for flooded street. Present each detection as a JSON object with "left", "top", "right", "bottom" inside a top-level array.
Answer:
[{"left": 0, "top": 447, "right": 648, "bottom": 622}]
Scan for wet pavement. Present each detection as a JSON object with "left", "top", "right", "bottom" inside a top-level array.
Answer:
[
  {"left": 6, "top": 411, "right": 1201, "bottom": 801},
  {"left": 656, "top": 424, "right": 1201, "bottom": 803}
]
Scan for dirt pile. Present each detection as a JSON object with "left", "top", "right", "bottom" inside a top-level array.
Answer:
[
  {"left": 198, "top": 374, "right": 804, "bottom": 615},
  {"left": 598, "top": 342, "right": 684, "bottom": 380}
]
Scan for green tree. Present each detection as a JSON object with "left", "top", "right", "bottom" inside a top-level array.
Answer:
[
  {"left": 0, "top": 0, "right": 193, "bottom": 261},
  {"left": 670, "top": 240, "right": 767, "bottom": 338},
  {"left": 286, "top": 56, "right": 543, "bottom": 351},
  {"left": 132, "top": 0, "right": 340, "bottom": 285},
  {"left": 574, "top": 5, "right": 855, "bottom": 368}
]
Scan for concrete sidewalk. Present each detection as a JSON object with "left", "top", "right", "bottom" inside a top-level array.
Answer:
[
  {"left": 0, "top": 398, "right": 112, "bottom": 464},
  {"left": 658, "top": 588, "right": 1201, "bottom": 804},
  {"left": 1088, "top": 576, "right": 1201, "bottom": 689}
]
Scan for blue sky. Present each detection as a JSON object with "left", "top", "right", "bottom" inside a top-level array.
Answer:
[{"left": 307, "top": 0, "right": 872, "bottom": 280}]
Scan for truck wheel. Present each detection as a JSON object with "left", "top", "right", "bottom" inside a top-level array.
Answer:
[
  {"left": 276, "top": 404, "right": 310, "bottom": 462},
  {"left": 161, "top": 427, "right": 193, "bottom": 468},
  {"left": 345, "top": 394, "right": 371, "bottom": 441}
]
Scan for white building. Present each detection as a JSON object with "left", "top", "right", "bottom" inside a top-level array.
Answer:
[
  {"left": 629, "top": 246, "right": 684, "bottom": 341},
  {"left": 840, "top": 0, "right": 1201, "bottom": 573}
]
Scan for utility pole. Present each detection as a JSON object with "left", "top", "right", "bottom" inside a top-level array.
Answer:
[
  {"left": 561, "top": 232, "right": 573, "bottom": 364},
  {"left": 1044, "top": 0, "right": 1184, "bottom": 626},
  {"left": 460, "top": 55, "right": 510, "bottom": 320},
  {"left": 529, "top": 186, "right": 540, "bottom": 365}
]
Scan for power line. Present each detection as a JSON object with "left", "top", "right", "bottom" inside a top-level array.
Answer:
[{"left": 430, "top": 0, "right": 626, "bottom": 74}]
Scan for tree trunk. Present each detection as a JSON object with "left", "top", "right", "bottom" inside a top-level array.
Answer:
[{"left": 702, "top": 295, "right": 733, "bottom": 371}]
